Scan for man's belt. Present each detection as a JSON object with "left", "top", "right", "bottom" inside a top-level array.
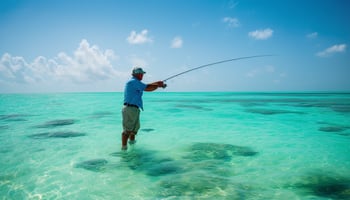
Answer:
[{"left": 124, "top": 103, "right": 139, "bottom": 108}]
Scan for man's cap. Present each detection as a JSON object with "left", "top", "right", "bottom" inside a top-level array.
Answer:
[{"left": 132, "top": 67, "right": 146, "bottom": 75}]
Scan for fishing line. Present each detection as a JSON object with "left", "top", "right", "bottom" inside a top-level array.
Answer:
[{"left": 163, "top": 55, "right": 274, "bottom": 82}]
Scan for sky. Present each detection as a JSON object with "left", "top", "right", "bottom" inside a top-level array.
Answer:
[{"left": 0, "top": 0, "right": 349, "bottom": 93}]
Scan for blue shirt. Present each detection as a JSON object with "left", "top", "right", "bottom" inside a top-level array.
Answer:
[{"left": 124, "top": 77, "right": 147, "bottom": 110}]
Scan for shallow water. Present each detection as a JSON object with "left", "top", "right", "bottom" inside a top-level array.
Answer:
[{"left": 1, "top": 92, "right": 350, "bottom": 199}]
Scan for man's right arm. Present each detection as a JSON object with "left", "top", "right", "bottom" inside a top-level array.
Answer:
[{"left": 145, "top": 81, "right": 166, "bottom": 91}]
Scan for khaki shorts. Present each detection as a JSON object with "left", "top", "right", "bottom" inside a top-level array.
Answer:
[{"left": 122, "top": 106, "right": 140, "bottom": 134}]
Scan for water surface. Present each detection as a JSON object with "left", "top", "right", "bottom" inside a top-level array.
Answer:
[{"left": 1, "top": 92, "right": 349, "bottom": 199}]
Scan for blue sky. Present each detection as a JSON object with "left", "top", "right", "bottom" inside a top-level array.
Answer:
[{"left": 0, "top": 0, "right": 349, "bottom": 93}]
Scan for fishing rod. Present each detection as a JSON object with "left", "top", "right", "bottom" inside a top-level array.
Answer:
[{"left": 163, "top": 55, "right": 274, "bottom": 83}]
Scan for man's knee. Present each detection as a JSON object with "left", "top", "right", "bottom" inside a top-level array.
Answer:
[{"left": 122, "top": 131, "right": 135, "bottom": 137}]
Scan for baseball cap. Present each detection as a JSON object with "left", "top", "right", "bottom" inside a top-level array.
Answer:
[{"left": 132, "top": 67, "right": 146, "bottom": 75}]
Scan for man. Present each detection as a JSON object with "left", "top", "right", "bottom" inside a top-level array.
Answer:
[{"left": 121, "top": 67, "right": 166, "bottom": 150}]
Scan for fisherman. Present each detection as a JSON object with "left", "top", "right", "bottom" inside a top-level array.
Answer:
[{"left": 122, "top": 67, "right": 166, "bottom": 150}]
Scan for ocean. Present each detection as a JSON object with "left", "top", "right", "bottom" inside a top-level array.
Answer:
[{"left": 1, "top": 92, "right": 349, "bottom": 200}]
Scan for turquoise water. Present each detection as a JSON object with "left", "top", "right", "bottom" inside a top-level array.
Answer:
[{"left": 1, "top": 92, "right": 350, "bottom": 200}]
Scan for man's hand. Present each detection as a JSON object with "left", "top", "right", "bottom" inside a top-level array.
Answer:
[
  {"left": 145, "top": 81, "right": 167, "bottom": 91},
  {"left": 157, "top": 81, "right": 167, "bottom": 88}
]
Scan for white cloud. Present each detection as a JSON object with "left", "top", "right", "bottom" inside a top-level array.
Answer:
[
  {"left": 171, "top": 36, "right": 183, "bottom": 48},
  {"left": 307, "top": 32, "right": 318, "bottom": 39},
  {"left": 222, "top": 17, "right": 240, "bottom": 28},
  {"left": 126, "top": 29, "right": 153, "bottom": 44},
  {"left": 248, "top": 28, "right": 273, "bottom": 40},
  {"left": 316, "top": 44, "right": 346, "bottom": 57},
  {"left": 0, "top": 39, "right": 122, "bottom": 84},
  {"left": 0, "top": 53, "right": 31, "bottom": 83}
]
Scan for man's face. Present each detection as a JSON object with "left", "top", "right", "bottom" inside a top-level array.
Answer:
[{"left": 136, "top": 73, "right": 144, "bottom": 80}]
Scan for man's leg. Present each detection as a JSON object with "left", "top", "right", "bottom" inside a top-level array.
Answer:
[
  {"left": 122, "top": 131, "right": 134, "bottom": 150},
  {"left": 121, "top": 132, "right": 128, "bottom": 150},
  {"left": 129, "top": 111, "right": 140, "bottom": 145},
  {"left": 129, "top": 133, "right": 136, "bottom": 144}
]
